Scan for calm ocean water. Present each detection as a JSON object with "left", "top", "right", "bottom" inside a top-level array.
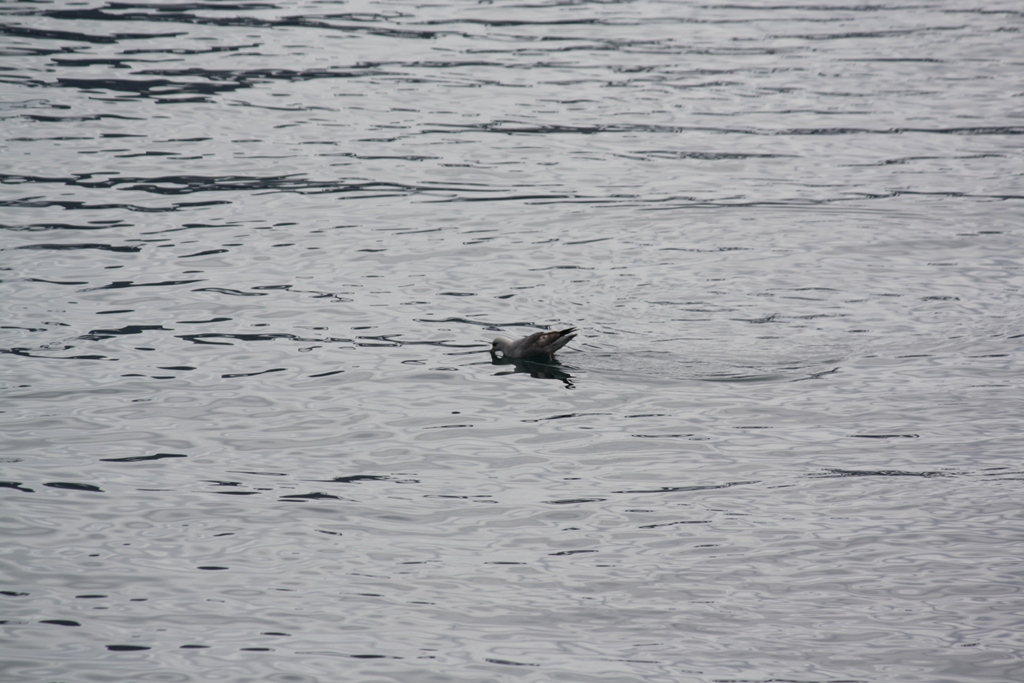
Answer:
[{"left": 2, "top": 1, "right": 1023, "bottom": 681}]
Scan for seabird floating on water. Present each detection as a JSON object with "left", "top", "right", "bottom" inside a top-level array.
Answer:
[{"left": 490, "top": 327, "right": 577, "bottom": 362}]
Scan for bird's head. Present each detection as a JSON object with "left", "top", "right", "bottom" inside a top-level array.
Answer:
[{"left": 490, "top": 336, "right": 510, "bottom": 356}]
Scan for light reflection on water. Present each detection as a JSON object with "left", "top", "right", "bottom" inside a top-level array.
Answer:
[{"left": 2, "top": 1, "right": 1023, "bottom": 681}]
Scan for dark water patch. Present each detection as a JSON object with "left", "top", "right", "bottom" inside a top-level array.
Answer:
[
  {"left": 280, "top": 492, "right": 342, "bottom": 501},
  {"left": 848, "top": 153, "right": 1003, "bottom": 167},
  {"left": 113, "top": 3, "right": 280, "bottom": 12},
  {"left": 122, "top": 41, "right": 261, "bottom": 57},
  {"left": 322, "top": 475, "right": 399, "bottom": 484},
  {"left": 847, "top": 433, "right": 919, "bottom": 439},
  {"left": 529, "top": 265, "right": 592, "bottom": 271},
  {"left": 221, "top": 368, "right": 286, "bottom": 378},
  {"left": 13, "top": 242, "right": 140, "bottom": 253},
  {"left": 39, "top": 7, "right": 442, "bottom": 41},
  {"left": 115, "top": 152, "right": 187, "bottom": 159},
  {"left": 544, "top": 498, "right": 607, "bottom": 505},
  {"left": 812, "top": 468, "right": 949, "bottom": 479},
  {"left": 659, "top": 246, "right": 751, "bottom": 253},
  {"left": 0, "top": 172, "right": 466, "bottom": 198},
  {"left": 55, "top": 76, "right": 230, "bottom": 99},
  {"left": 639, "top": 520, "right": 711, "bottom": 529},
  {"left": 422, "top": 17, "right": 608, "bottom": 27},
  {"left": 2, "top": 348, "right": 113, "bottom": 361},
  {"left": 624, "top": 150, "right": 796, "bottom": 161},
  {"left": 485, "top": 658, "right": 538, "bottom": 667},
  {"left": 0, "top": 25, "right": 181, "bottom": 45},
  {"left": 43, "top": 482, "right": 104, "bottom": 492},
  {"left": 354, "top": 335, "right": 402, "bottom": 347},
  {"left": 426, "top": 121, "right": 1024, "bottom": 137},
  {"left": 100, "top": 452, "right": 187, "bottom": 463},
  {"left": 1, "top": 172, "right": 375, "bottom": 195},
  {"left": 631, "top": 433, "right": 694, "bottom": 438},
  {"left": 178, "top": 248, "right": 227, "bottom": 258},
  {"left": 549, "top": 549, "right": 598, "bottom": 556},
  {"left": 106, "top": 644, "right": 151, "bottom": 651},
  {"left": 24, "top": 278, "right": 89, "bottom": 285},
  {"left": 773, "top": 27, "right": 959, "bottom": 41},
  {"left": 980, "top": 468, "right": 1024, "bottom": 480},
  {"left": 564, "top": 236, "right": 611, "bottom": 246},
  {"left": 492, "top": 357, "right": 576, "bottom": 387},
  {"left": 0, "top": 223, "right": 131, "bottom": 232},
  {"left": 138, "top": 66, "right": 385, "bottom": 86},
  {"left": 523, "top": 412, "right": 610, "bottom": 422},
  {"left": 86, "top": 279, "right": 203, "bottom": 290},
  {"left": 17, "top": 113, "right": 144, "bottom": 124},
  {"left": 192, "top": 287, "right": 266, "bottom": 297},
  {"left": 432, "top": 191, "right": 575, "bottom": 203},
  {"left": 52, "top": 56, "right": 157, "bottom": 69},
  {"left": 309, "top": 370, "right": 344, "bottom": 378},
  {"left": 0, "top": 198, "right": 229, "bottom": 212},
  {"left": 252, "top": 284, "right": 294, "bottom": 291},
  {"left": 40, "top": 619, "right": 80, "bottom": 627},
  {"left": 613, "top": 482, "right": 757, "bottom": 495},
  {"left": 0, "top": 482, "right": 34, "bottom": 493},
  {"left": 79, "top": 324, "right": 170, "bottom": 341},
  {"left": 738, "top": 314, "right": 779, "bottom": 324}
]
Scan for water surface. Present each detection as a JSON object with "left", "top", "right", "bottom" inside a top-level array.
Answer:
[{"left": 2, "top": 1, "right": 1023, "bottom": 681}]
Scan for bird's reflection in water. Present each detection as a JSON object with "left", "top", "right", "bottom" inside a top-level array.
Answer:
[{"left": 491, "top": 354, "right": 575, "bottom": 388}]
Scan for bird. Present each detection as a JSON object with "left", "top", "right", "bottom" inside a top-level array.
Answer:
[{"left": 490, "top": 327, "right": 577, "bottom": 362}]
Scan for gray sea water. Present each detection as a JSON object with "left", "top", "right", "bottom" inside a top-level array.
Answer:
[{"left": 2, "top": 1, "right": 1023, "bottom": 681}]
